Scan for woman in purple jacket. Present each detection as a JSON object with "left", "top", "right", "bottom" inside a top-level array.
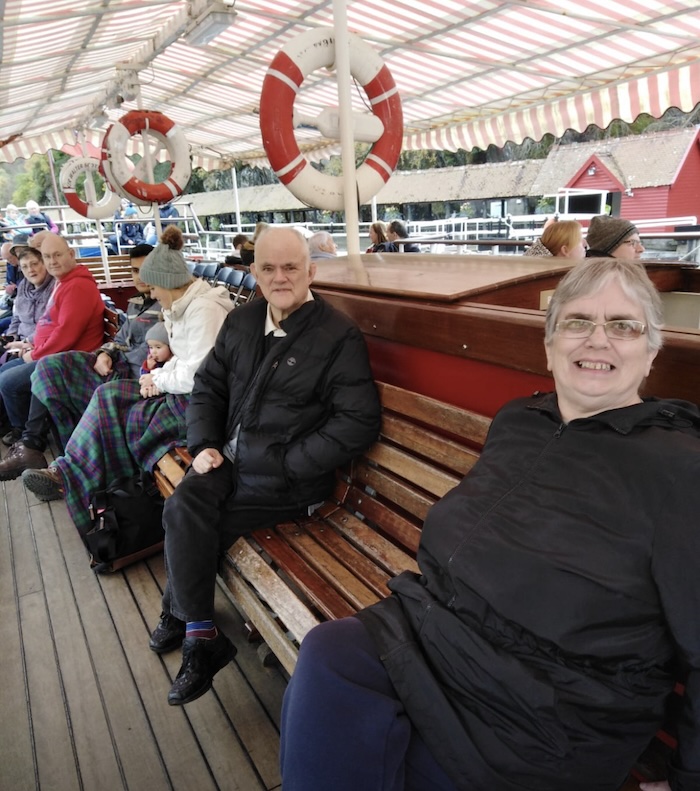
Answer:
[{"left": 1, "top": 246, "right": 54, "bottom": 358}]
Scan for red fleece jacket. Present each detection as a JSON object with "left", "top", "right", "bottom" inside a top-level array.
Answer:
[{"left": 31, "top": 265, "right": 104, "bottom": 359}]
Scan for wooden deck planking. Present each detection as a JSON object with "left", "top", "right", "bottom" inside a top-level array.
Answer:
[{"left": 1, "top": 464, "right": 285, "bottom": 791}]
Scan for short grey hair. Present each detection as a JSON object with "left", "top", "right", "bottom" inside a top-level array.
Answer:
[
  {"left": 544, "top": 259, "right": 663, "bottom": 351},
  {"left": 308, "top": 231, "right": 334, "bottom": 254},
  {"left": 254, "top": 225, "right": 312, "bottom": 270}
]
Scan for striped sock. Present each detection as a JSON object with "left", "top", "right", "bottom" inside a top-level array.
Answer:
[{"left": 186, "top": 620, "right": 218, "bottom": 640}]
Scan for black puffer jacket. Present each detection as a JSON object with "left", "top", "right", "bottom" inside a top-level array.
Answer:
[
  {"left": 358, "top": 393, "right": 700, "bottom": 791},
  {"left": 187, "top": 294, "right": 381, "bottom": 512}
]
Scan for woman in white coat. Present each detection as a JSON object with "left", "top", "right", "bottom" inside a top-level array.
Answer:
[{"left": 21, "top": 227, "right": 233, "bottom": 533}]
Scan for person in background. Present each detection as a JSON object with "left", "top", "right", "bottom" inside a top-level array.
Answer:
[
  {"left": 0, "top": 244, "right": 160, "bottom": 465},
  {"left": 0, "top": 234, "right": 104, "bottom": 475},
  {"left": 19, "top": 227, "right": 232, "bottom": 535},
  {"left": 586, "top": 215, "right": 645, "bottom": 260},
  {"left": 280, "top": 258, "right": 700, "bottom": 791},
  {"left": 525, "top": 220, "right": 587, "bottom": 258},
  {"left": 24, "top": 200, "right": 58, "bottom": 234},
  {"left": 146, "top": 226, "right": 381, "bottom": 708},
  {"left": 28, "top": 230, "right": 53, "bottom": 253},
  {"left": 366, "top": 222, "right": 397, "bottom": 253},
  {"left": 223, "top": 234, "right": 249, "bottom": 267},
  {"left": 145, "top": 203, "right": 181, "bottom": 245},
  {"left": 120, "top": 206, "right": 145, "bottom": 247},
  {"left": 386, "top": 220, "right": 420, "bottom": 253},
  {"left": 1, "top": 233, "right": 29, "bottom": 297},
  {"left": 3, "top": 204, "right": 25, "bottom": 237},
  {"left": 0, "top": 246, "right": 54, "bottom": 355},
  {"left": 140, "top": 321, "right": 172, "bottom": 375},
  {"left": 308, "top": 231, "right": 337, "bottom": 260},
  {"left": 240, "top": 222, "right": 269, "bottom": 266},
  {"left": 0, "top": 247, "right": 55, "bottom": 440}
]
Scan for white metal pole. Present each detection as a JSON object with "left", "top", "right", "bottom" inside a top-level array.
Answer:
[
  {"left": 79, "top": 132, "right": 111, "bottom": 280},
  {"left": 332, "top": 0, "right": 361, "bottom": 255},
  {"left": 231, "top": 165, "right": 242, "bottom": 232}
]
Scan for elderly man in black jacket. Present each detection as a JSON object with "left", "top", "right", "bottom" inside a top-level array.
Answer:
[{"left": 150, "top": 225, "right": 381, "bottom": 706}]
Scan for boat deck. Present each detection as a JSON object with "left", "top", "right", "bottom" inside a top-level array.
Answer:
[{"left": 0, "top": 461, "right": 285, "bottom": 791}]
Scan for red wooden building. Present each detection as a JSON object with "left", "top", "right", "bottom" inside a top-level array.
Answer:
[{"left": 532, "top": 127, "right": 700, "bottom": 230}]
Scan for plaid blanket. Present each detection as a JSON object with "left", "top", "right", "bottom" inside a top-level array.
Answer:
[
  {"left": 54, "top": 379, "right": 188, "bottom": 533},
  {"left": 30, "top": 350, "right": 132, "bottom": 449}
]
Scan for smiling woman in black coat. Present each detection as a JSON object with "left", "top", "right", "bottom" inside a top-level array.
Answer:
[{"left": 280, "top": 258, "right": 700, "bottom": 791}]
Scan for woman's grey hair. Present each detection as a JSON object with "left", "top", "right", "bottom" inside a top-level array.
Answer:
[{"left": 544, "top": 259, "right": 663, "bottom": 351}]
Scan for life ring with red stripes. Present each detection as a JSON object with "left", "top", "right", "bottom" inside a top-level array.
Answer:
[
  {"left": 100, "top": 110, "right": 191, "bottom": 204},
  {"left": 260, "top": 28, "right": 403, "bottom": 211},
  {"left": 60, "top": 156, "right": 122, "bottom": 220}
]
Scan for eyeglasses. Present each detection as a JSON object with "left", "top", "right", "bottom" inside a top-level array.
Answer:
[
  {"left": 555, "top": 318, "right": 646, "bottom": 340},
  {"left": 620, "top": 238, "right": 644, "bottom": 248}
]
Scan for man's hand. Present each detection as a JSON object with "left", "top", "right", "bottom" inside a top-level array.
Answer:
[
  {"left": 5, "top": 283, "right": 17, "bottom": 296},
  {"left": 94, "top": 352, "right": 114, "bottom": 376},
  {"left": 21, "top": 349, "right": 32, "bottom": 363},
  {"left": 640, "top": 782, "right": 671, "bottom": 791},
  {"left": 192, "top": 448, "right": 224, "bottom": 475}
]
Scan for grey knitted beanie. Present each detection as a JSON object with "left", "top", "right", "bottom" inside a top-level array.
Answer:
[
  {"left": 586, "top": 215, "right": 638, "bottom": 256},
  {"left": 146, "top": 321, "right": 170, "bottom": 346},
  {"left": 139, "top": 243, "right": 192, "bottom": 289}
]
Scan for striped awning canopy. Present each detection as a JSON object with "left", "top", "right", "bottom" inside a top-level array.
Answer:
[{"left": 1, "top": 0, "right": 699, "bottom": 171}]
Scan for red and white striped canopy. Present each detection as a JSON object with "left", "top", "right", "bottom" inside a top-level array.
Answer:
[{"left": 1, "top": 0, "right": 699, "bottom": 170}]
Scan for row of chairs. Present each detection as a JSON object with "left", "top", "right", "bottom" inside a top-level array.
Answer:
[{"left": 185, "top": 261, "right": 257, "bottom": 305}]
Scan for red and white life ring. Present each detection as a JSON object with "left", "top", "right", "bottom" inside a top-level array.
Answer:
[
  {"left": 260, "top": 28, "right": 403, "bottom": 211},
  {"left": 60, "top": 156, "right": 122, "bottom": 220},
  {"left": 100, "top": 110, "right": 191, "bottom": 204}
]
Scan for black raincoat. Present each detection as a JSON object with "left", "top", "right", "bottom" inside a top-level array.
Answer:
[{"left": 358, "top": 393, "right": 700, "bottom": 791}]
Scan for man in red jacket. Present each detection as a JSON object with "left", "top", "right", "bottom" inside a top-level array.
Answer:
[{"left": 0, "top": 234, "right": 104, "bottom": 478}]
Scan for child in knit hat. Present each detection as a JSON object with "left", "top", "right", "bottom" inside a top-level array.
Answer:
[{"left": 140, "top": 321, "right": 172, "bottom": 374}]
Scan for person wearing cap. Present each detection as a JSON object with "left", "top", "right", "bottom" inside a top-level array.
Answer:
[
  {"left": 0, "top": 244, "right": 161, "bottom": 469},
  {"left": 140, "top": 321, "right": 172, "bottom": 375},
  {"left": 0, "top": 234, "right": 104, "bottom": 469},
  {"left": 1, "top": 233, "right": 31, "bottom": 296},
  {"left": 19, "top": 227, "right": 232, "bottom": 537},
  {"left": 585, "top": 215, "right": 645, "bottom": 260}
]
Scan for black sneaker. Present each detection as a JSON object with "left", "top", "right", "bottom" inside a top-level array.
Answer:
[
  {"left": 149, "top": 612, "right": 186, "bottom": 654},
  {"left": 167, "top": 632, "right": 237, "bottom": 706}
]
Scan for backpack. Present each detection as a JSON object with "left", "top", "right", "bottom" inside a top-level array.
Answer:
[{"left": 85, "top": 472, "right": 165, "bottom": 573}]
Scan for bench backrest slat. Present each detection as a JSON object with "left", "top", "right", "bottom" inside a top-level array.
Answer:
[
  {"left": 251, "top": 525, "right": 358, "bottom": 621},
  {"left": 351, "top": 461, "right": 436, "bottom": 527},
  {"left": 378, "top": 381, "right": 491, "bottom": 446},
  {"left": 304, "top": 517, "right": 393, "bottom": 598},
  {"left": 381, "top": 413, "right": 481, "bottom": 478},
  {"left": 277, "top": 523, "right": 381, "bottom": 610},
  {"left": 323, "top": 506, "right": 420, "bottom": 577}
]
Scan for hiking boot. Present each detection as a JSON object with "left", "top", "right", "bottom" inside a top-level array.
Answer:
[
  {"left": 21, "top": 465, "right": 64, "bottom": 501},
  {"left": 0, "top": 442, "right": 47, "bottom": 481},
  {"left": 149, "top": 612, "right": 186, "bottom": 654},
  {"left": 167, "top": 632, "right": 237, "bottom": 706},
  {"left": 2, "top": 428, "right": 22, "bottom": 447}
]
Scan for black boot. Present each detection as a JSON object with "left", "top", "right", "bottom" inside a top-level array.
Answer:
[
  {"left": 149, "top": 612, "right": 186, "bottom": 654},
  {"left": 167, "top": 632, "right": 237, "bottom": 706}
]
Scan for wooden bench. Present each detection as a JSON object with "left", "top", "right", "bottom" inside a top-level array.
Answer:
[
  {"left": 153, "top": 381, "right": 672, "bottom": 788},
  {"left": 154, "top": 382, "right": 490, "bottom": 674},
  {"left": 81, "top": 255, "right": 132, "bottom": 283}
]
